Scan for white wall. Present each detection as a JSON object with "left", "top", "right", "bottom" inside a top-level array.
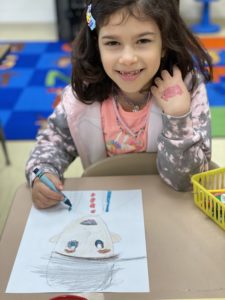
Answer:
[
  {"left": 0, "top": 0, "right": 56, "bottom": 23},
  {"left": 0, "top": 0, "right": 224, "bottom": 23},
  {"left": 180, "top": 0, "right": 225, "bottom": 20}
]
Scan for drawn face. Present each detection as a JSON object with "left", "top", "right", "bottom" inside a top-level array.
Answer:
[
  {"left": 98, "top": 8, "right": 164, "bottom": 99},
  {"left": 54, "top": 215, "right": 120, "bottom": 259}
]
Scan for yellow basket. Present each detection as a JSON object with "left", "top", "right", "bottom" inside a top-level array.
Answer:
[{"left": 191, "top": 167, "right": 225, "bottom": 230}]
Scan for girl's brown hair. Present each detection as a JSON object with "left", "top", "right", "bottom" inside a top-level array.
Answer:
[{"left": 71, "top": 0, "right": 212, "bottom": 103}]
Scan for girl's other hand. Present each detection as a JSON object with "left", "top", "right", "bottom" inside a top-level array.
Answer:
[
  {"left": 151, "top": 66, "right": 191, "bottom": 116},
  {"left": 32, "top": 173, "right": 64, "bottom": 209}
]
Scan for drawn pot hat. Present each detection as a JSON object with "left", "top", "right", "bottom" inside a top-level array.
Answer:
[{"left": 51, "top": 215, "right": 120, "bottom": 259}]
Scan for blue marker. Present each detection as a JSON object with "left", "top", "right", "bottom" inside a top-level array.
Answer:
[
  {"left": 33, "top": 168, "right": 72, "bottom": 211},
  {"left": 105, "top": 191, "right": 112, "bottom": 212}
]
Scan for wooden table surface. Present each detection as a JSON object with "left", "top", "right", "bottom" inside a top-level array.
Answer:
[{"left": 0, "top": 175, "right": 225, "bottom": 300}]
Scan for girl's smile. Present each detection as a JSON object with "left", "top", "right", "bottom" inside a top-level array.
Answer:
[
  {"left": 98, "top": 8, "right": 164, "bottom": 100},
  {"left": 117, "top": 69, "right": 144, "bottom": 82}
]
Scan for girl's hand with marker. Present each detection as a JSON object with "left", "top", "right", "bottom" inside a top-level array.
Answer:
[
  {"left": 32, "top": 173, "right": 64, "bottom": 209},
  {"left": 151, "top": 66, "right": 191, "bottom": 116}
]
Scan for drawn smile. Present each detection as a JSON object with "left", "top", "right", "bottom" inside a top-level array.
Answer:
[{"left": 98, "top": 249, "right": 111, "bottom": 254}]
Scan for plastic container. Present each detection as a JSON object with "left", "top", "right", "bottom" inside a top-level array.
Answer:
[{"left": 191, "top": 167, "right": 225, "bottom": 230}]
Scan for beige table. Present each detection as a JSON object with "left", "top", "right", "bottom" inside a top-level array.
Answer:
[{"left": 0, "top": 175, "right": 225, "bottom": 300}]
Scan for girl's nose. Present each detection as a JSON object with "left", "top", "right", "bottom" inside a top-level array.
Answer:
[{"left": 118, "top": 47, "right": 138, "bottom": 65}]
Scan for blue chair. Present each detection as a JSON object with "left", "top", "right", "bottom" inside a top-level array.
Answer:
[{"left": 191, "top": 0, "right": 221, "bottom": 33}]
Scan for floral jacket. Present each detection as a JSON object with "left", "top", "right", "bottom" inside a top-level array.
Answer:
[{"left": 25, "top": 75, "right": 211, "bottom": 191}]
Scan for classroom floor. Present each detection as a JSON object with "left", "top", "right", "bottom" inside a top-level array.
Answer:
[{"left": 0, "top": 22, "right": 225, "bottom": 237}]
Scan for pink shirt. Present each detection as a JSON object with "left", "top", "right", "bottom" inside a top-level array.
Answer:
[{"left": 101, "top": 97, "right": 151, "bottom": 156}]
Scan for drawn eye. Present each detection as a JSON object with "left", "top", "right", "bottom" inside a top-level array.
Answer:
[
  {"left": 95, "top": 239, "right": 104, "bottom": 249},
  {"left": 65, "top": 240, "right": 79, "bottom": 253}
]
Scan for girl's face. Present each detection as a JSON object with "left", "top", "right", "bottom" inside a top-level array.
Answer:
[{"left": 98, "top": 9, "right": 164, "bottom": 99}]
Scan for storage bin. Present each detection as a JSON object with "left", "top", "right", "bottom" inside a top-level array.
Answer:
[{"left": 191, "top": 167, "right": 225, "bottom": 230}]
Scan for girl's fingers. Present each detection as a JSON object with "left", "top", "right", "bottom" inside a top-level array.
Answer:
[
  {"left": 161, "top": 69, "right": 171, "bottom": 79},
  {"left": 150, "top": 85, "right": 158, "bottom": 96},
  {"left": 33, "top": 191, "right": 60, "bottom": 209},
  {"left": 160, "top": 66, "right": 181, "bottom": 80},
  {"left": 173, "top": 65, "right": 180, "bottom": 73},
  {"left": 39, "top": 182, "right": 64, "bottom": 201},
  {"left": 32, "top": 179, "right": 64, "bottom": 209},
  {"left": 154, "top": 77, "right": 162, "bottom": 87},
  {"left": 46, "top": 173, "right": 63, "bottom": 191}
]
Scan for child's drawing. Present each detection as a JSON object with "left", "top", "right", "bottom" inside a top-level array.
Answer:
[
  {"left": 6, "top": 190, "right": 149, "bottom": 293},
  {"left": 51, "top": 215, "right": 121, "bottom": 259},
  {"left": 33, "top": 214, "right": 122, "bottom": 291}
]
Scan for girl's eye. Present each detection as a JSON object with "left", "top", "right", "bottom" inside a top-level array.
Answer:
[
  {"left": 137, "top": 39, "right": 151, "bottom": 44},
  {"left": 104, "top": 41, "right": 120, "bottom": 46},
  {"left": 95, "top": 239, "right": 104, "bottom": 249}
]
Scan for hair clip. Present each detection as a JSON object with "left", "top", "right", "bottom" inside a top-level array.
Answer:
[{"left": 86, "top": 4, "right": 96, "bottom": 31}]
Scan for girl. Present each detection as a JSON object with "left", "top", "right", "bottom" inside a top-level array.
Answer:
[{"left": 26, "top": 0, "right": 213, "bottom": 208}]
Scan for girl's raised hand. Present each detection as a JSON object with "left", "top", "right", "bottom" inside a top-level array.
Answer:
[
  {"left": 151, "top": 66, "right": 191, "bottom": 116},
  {"left": 32, "top": 173, "right": 64, "bottom": 209}
]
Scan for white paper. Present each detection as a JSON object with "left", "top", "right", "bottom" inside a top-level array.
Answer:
[{"left": 6, "top": 189, "right": 149, "bottom": 293}]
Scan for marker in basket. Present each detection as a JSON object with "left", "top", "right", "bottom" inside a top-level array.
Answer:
[
  {"left": 33, "top": 168, "right": 72, "bottom": 211},
  {"left": 214, "top": 193, "right": 225, "bottom": 204}
]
